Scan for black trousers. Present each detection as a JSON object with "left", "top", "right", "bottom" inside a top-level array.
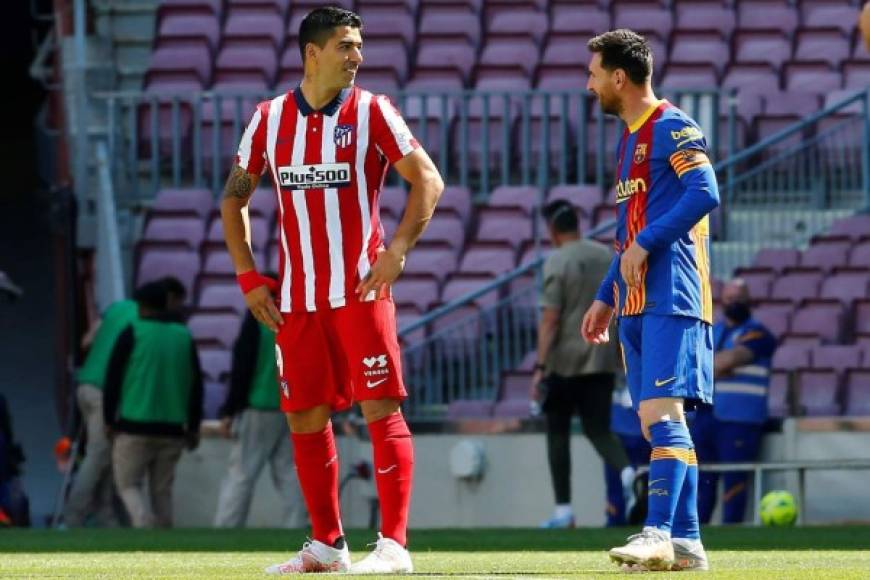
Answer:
[{"left": 542, "top": 372, "right": 629, "bottom": 504}]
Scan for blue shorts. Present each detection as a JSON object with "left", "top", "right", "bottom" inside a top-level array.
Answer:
[{"left": 618, "top": 314, "right": 713, "bottom": 411}]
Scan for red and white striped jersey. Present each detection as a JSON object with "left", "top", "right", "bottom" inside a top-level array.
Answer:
[{"left": 236, "top": 85, "right": 420, "bottom": 313}]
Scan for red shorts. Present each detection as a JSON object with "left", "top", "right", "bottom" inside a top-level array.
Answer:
[{"left": 274, "top": 298, "right": 407, "bottom": 413}]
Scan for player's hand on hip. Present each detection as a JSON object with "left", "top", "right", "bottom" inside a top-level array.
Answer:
[
  {"left": 620, "top": 242, "right": 649, "bottom": 288},
  {"left": 244, "top": 285, "right": 282, "bottom": 332},
  {"left": 356, "top": 247, "right": 405, "bottom": 299},
  {"left": 581, "top": 300, "right": 613, "bottom": 344}
]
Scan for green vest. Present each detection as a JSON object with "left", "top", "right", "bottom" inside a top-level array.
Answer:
[
  {"left": 119, "top": 318, "right": 194, "bottom": 425},
  {"left": 77, "top": 300, "right": 139, "bottom": 389},
  {"left": 247, "top": 322, "right": 280, "bottom": 410}
]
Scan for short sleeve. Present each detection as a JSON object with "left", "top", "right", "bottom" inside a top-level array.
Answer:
[
  {"left": 539, "top": 255, "right": 564, "bottom": 311},
  {"left": 235, "top": 102, "right": 269, "bottom": 176},
  {"left": 369, "top": 94, "right": 420, "bottom": 164},
  {"left": 736, "top": 326, "right": 777, "bottom": 361},
  {"left": 660, "top": 117, "right": 712, "bottom": 179}
]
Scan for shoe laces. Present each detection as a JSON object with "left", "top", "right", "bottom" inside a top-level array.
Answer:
[
  {"left": 626, "top": 530, "right": 665, "bottom": 547},
  {"left": 365, "top": 533, "right": 392, "bottom": 558}
]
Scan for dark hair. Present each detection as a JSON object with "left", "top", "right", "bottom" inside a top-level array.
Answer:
[
  {"left": 587, "top": 29, "right": 653, "bottom": 85},
  {"left": 298, "top": 6, "right": 363, "bottom": 61},
  {"left": 133, "top": 281, "right": 168, "bottom": 311},
  {"left": 542, "top": 200, "right": 579, "bottom": 234},
  {"left": 159, "top": 276, "right": 187, "bottom": 300}
]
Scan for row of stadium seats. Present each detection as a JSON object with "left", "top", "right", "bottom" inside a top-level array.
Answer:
[{"left": 147, "top": 0, "right": 870, "bottom": 97}]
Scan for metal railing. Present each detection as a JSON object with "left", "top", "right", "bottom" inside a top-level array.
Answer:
[
  {"left": 713, "top": 89, "right": 870, "bottom": 271},
  {"left": 95, "top": 141, "right": 127, "bottom": 309},
  {"left": 100, "top": 87, "right": 728, "bottom": 203}
]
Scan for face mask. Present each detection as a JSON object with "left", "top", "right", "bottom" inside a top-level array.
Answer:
[{"left": 724, "top": 302, "right": 751, "bottom": 324}]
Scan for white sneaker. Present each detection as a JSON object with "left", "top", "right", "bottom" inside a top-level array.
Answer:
[
  {"left": 672, "top": 538, "right": 710, "bottom": 571},
  {"left": 264, "top": 539, "right": 351, "bottom": 575},
  {"left": 608, "top": 527, "right": 675, "bottom": 571},
  {"left": 350, "top": 533, "right": 413, "bottom": 574}
]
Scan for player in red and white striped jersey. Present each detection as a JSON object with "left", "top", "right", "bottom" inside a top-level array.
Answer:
[{"left": 220, "top": 7, "right": 444, "bottom": 575}]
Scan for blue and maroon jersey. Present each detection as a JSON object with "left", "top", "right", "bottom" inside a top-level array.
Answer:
[{"left": 595, "top": 100, "right": 720, "bottom": 324}]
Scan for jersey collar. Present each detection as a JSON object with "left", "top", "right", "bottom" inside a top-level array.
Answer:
[
  {"left": 293, "top": 85, "right": 351, "bottom": 117},
  {"left": 628, "top": 99, "right": 666, "bottom": 133}
]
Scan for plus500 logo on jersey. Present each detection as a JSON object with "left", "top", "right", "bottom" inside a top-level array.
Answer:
[{"left": 278, "top": 163, "right": 352, "bottom": 189}]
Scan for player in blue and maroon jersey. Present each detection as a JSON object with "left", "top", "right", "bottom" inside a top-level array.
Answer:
[{"left": 580, "top": 29, "right": 720, "bottom": 572}]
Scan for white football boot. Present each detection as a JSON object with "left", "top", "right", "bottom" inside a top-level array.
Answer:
[
  {"left": 608, "top": 527, "right": 675, "bottom": 571},
  {"left": 350, "top": 533, "right": 413, "bottom": 574},
  {"left": 264, "top": 539, "right": 351, "bottom": 575},
  {"left": 620, "top": 537, "right": 710, "bottom": 572}
]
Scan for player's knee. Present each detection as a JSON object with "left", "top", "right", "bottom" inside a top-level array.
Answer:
[
  {"left": 359, "top": 398, "right": 402, "bottom": 424},
  {"left": 285, "top": 405, "right": 331, "bottom": 434},
  {"left": 638, "top": 398, "right": 685, "bottom": 433}
]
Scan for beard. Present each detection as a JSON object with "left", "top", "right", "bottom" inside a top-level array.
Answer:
[{"left": 598, "top": 92, "right": 622, "bottom": 116}]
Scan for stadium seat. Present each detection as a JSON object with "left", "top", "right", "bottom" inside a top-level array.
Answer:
[
  {"left": 477, "top": 38, "right": 539, "bottom": 80},
  {"left": 188, "top": 311, "right": 242, "bottom": 349},
  {"left": 156, "top": 14, "right": 221, "bottom": 53},
  {"left": 360, "top": 38, "right": 409, "bottom": 85},
  {"left": 392, "top": 275, "right": 440, "bottom": 311},
  {"left": 753, "top": 300, "right": 793, "bottom": 339},
  {"left": 418, "top": 7, "right": 481, "bottom": 47},
  {"left": 379, "top": 186, "right": 406, "bottom": 220},
  {"left": 492, "top": 399, "right": 530, "bottom": 419},
  {"left": 547, "top": 185, "right": 604, "bottom": 218},
  {"left": 734, "top": 269, "right": 774, "bottom": 301},
  {"left": 799, "top": 1, "right": 860, "bottom": 35},
  {"left": 772, "top": 343, "right": 812, "bottom": 371},
  {"left": 214, "top": 45, "right": 277, "bottom": 90},
  {"left": 661, "top": 64, "right": 719, "bottom": 90},
  {"left": 844, "top": 62, "right": 870, "bottom": 90},
  {"left": 142, "top": 217, "right": 205, "bottom": 250},
  {"left": 222, "top": 12, "right": 284, "bottom": 50},
  {"left": 441, "top": 274, "right": 499, "bottom": 309},
  {"left": 248, "top": 188, "right": 277, "bottom": 220},
  {"left": 737, "top": 1, "right": 798, "bottom": 35},
  {"left": 722, "top": 64, "right": 780, "bottom": 98},
  {"left": 151, "top": 188, "right": 214, "bottom": 219},
  {"left": 203, "top": 381, "right": 229, "bottom": 420},
  {"left": 486, "top": 185, "right": 541, "bottom": 214},
  {"left": 486, "top": 8, "right": 547, "bottom": 44},
  {"left": 794, "top": 29, "right": 851, "bottom": 68},
  {"left": 801, "top": 239, "right": 852, "bottom": 272},
  {"left": 358, "top": 6, "right": 416, "bottom": 49},
  {"left": 753, "top": 247, "right": 800, "bottom": 272},
  {"left": 446, "top": 400, "right": 494, "bottom": 419},
  {"left": 458, "top": 242, "right": 517, "bottom": 277},
  {"left": 550, "top": 4, "right": 610, "bottom": 36},
  {"left": 197, "top": 281, "right": 247, "bottom": 315},
  {"left": 157, "top": 0, "right": 222, "bottom": 20},
  {"left": 404, "top": 244, "right": 459, "bottom": 284},
  {"left": 613, "top": 3, "right": 673, "bottom": 39},
  {"left": 768, "top": 371, "right": 789, "bottom": 418},
  {"left": 819, "top": 270, "right": 870, "bottom": 306},
  {"left": 146, "top": 45, "right": 212, "bottom": 89},
  {"left": 844, "top": 370, "right": 870, "bottom": 416},
  {"left": 499, "top": 372, "right": 531, "bottom": 401},
  {"left": 789, "top": 300, "right": 846, "bottom": 344},
  {"left": 198, "top": 346, "right": 232, "bottom": 382},
  {"left": 769, "top": 270, "right": 823, "bottom": 304},
  {"left": 136, "top": 246, "right": 200, "bottom": 297},
  {"left": 418, "top": 211, "right": 467, "bottom": 250},
  {"left": 784, "top": 62, "right": 843, "bottom": 94},
  {"left": 415, "top": 39, "right": 477, "bottom": 84},
  {"left": 811, "top": 345, "right": 863, "bottom": 374},
  {"left": 674, "top": 0, "right": 736, "bottom": 37},
  {"left": 797, "top": 369, "right": 841, "bottom": 416},
  {"left": 669, "top": 32, "right": 730, "bottom": 75},
  {"left": 205, "top": 214, "right": 270, "bottom": 251},
  {"left": 734, "top": 31, "right": 792, "bottom": 69},
  {"left": 475, "top": 208, "right": 532, "bottom": 250},
  {"left": 849, "top": 241, "right": 870, "bottom": 268}
]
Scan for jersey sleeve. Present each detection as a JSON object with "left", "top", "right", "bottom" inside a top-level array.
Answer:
[
  {"left": 235, "top": 102, "right": 269, "bottom": 176},
  {"left": 736, "top": 325, "right": 777, "bottom": 361},
  {"left": 369, "top": 94, "right": 420, "bottom": 164},
  {"left": 634, "top": 116, "right": 720, "bottom": 252}
]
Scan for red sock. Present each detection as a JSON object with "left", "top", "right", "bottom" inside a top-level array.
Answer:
[
  {"left": 291, "top": 422, "right": 343, "bottom": 545},
  {"left": 368, "top": 412, "right": 414, "bottom": 546}
]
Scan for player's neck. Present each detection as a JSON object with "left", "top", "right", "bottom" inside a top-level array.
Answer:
[
  {"left": 299, "top": 78, "right": 342, "bottom": 111},
  {"left": 620, "top": 89, "right": 660, "bottom": 130}
]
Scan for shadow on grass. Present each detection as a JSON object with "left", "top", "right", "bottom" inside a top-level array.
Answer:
[{"left": 1, "top": 526, "right": 869, "bottom": 553}]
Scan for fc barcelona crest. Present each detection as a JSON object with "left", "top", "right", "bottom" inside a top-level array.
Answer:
[
  {"left": 334, "top": 124, "right": 353, "bottom": 149},
  {"left": 634, "top": 143, "right": 648, "bottom": 164}
]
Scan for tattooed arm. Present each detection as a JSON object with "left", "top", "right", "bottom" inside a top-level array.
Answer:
[{"left": 221, "top": 166, "right": 282, "bottom": 331}]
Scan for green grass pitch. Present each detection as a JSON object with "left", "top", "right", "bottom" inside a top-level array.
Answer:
[{"left": 2, "top": 526, "right": 869, "bottom": 578}]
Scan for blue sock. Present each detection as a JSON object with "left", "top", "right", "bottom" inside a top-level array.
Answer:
[
  {"left": 672, "top": 456, "right": 700, "bottom": 540},
  {"left": 645, "top": 421, "right": 693, "bottom": 534}
]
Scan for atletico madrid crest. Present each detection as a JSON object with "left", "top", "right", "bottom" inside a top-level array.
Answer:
[
  {"left": 634, "top": 143, "right": 648, "bottom": 164},
  {"left": 334, "top": 124, "right": 353, "bottom": 149}
]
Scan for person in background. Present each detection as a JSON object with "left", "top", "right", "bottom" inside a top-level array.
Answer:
[
  {"left": 214, "top": 273, "right": 307, "bottom": 529},
  {"left": 691, "top": 278, "right": 776, "bottom": 524},
  {"left": 604, "top": 377, "right": 651, "bottom": 527},
  {"left": 103, "top": 280, "right": 202, "bottom": 528},
  {"left": 65, "top": 277, "right": 186, "bottom": 527},
  {"left": 532, "top": 199, "right": 636, "bottom": 529}
]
